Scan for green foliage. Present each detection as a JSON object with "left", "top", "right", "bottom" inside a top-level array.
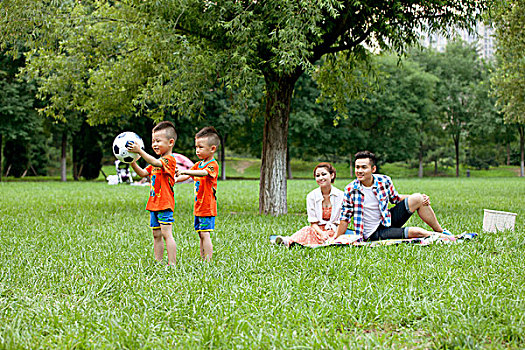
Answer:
[
  {"left": 0, "top": 179, "right": 524, "bottom": 348},
  {"left": 411, "top": 42, "right": 490, "bottom": 175},
  {"left": 1, "top": 0, "right": 489, "bottom": 124},
  {"left": 491, "top": 0, "right": 525, "bottom": 124},
  {"left": 0, "top": 52, "right": 39, "bottom": 140},
  {"left": 0, "top": 50, "right": 50, "bottom": 177}
]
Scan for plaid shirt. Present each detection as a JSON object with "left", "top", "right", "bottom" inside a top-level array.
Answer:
[{"left": 340, "top": 174, "right": 403, "bottom": 239}]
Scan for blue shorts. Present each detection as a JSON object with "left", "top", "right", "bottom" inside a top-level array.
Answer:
[
  {"left": 150, "top": 210, "right": 174, "bottom": 229},
  {"left": 194, "top": 216, "right": 215, "bottom": 232}
]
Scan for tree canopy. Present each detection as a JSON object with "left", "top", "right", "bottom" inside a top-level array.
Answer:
[
  {"left": 1, "top": 0, "right": 490, "bottom": 213},
  {"left": 491, "top": 0, "right": 525, "bottom": 124}
]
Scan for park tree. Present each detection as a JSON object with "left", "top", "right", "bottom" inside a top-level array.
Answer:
[
  {"left": 464, "top": 59, "right": 507, "bottom": 170},
  {"left": 491, "top": 0, "right": 525, "bottom": 176},
  {"left": 202, "top": 88, "right": 253, "bottom": 180},
  {"left": 415, "top": 41, "right": 485, "bottom": 177},
  {"left": 0, "top": 50, "right": 44, "bottom": 181},
  {"left": 355, "top": 54, "right": 439, "bottom": 174},
  {"left": 289, "top": 74, "right": 339, "bottom": 166},
  {"left": 1, "top": 1, "right": 488, "bottom": 214}
]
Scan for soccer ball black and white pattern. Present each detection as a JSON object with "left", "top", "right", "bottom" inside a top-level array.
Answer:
[{"left": 112, "top": 132, "right": 144, "bottom": 164}]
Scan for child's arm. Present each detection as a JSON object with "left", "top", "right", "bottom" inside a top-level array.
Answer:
[
  {"left": 180, "top": 169, "right": 208, "bottom": 177},
  {"left": 127, "top": 141, "right": 163, "bottom": 168},
  {"left": 175, "top": 169, "right": 208, "bottom": 183},
  {"left": 175, "top": 174, "right": 191, "bottom": 183},
  {"left": 130, "top": 161, "right": 149, "bottom": 178}
]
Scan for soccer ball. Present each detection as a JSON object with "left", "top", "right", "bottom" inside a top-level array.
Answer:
[{"left": 112, "top": 131, "right": 144, "bottom": 164}]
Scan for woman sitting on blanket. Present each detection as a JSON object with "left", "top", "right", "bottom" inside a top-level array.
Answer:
[{"left": 275, "top": 162, "right": 353, "bottom": 247}]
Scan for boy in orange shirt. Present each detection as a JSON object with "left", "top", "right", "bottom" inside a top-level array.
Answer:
[
  {"left": 176, "top": 126, "right": 220, "bottom": 261},
  {"left": 127, "top": 121, "right": 178, "bottom": 266}
]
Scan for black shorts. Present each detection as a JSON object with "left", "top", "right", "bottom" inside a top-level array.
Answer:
[{"left": 367, "top": 199, "right": 413, "bottom": 241}]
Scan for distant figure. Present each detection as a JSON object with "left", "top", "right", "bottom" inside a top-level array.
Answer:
[
  {"left": 115, "top": 160, "right": 133, "bottom": 184},
  {"left": 173, "top": 153, "right": 194, "bottom": 183}
]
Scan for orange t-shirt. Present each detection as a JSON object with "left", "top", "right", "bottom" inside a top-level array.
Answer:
[
  {"left": 191, "top": 159, "right": 219, "bottom": 217},
  {"left": 145, "top": 154, "right": 177, "bottom": 212}
]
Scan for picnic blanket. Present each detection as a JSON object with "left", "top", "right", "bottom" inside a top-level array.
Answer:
[{"left": 269, "top": 232, "right": 478, "bottom": 248}]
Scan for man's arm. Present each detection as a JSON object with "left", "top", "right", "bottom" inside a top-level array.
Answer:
[
  {"left": 333, "top": 220, "right": 349, "bottom": 239},
  {"left": 386, "top": 176, "right": 404, "bottom": 204},
  {"left": 333, "top": 188, "right": 353, "bottom": 239}
]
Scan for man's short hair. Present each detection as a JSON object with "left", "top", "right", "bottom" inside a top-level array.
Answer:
[
  {"left": 355, "top": 151, "right": 376, "bottom": 167},
  {"left": 153, "top": 121, "right": 177, "bottom": 142},
  {"left": 196, "top": 126, "right": 220, "bottom": 147}
]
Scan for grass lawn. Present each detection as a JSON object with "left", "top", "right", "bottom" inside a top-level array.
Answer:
[
  {"left": 0, "top": 178, "right": 524, "bottom": 348},
  {"left": 99, "top": 158, "right": 522, "bottom": 181},
  {"left": 3, "top": 156, "right": 521, "bottom": 182}
]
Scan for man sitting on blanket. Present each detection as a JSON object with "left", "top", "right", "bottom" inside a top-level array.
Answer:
[{"left": 333, "top": 151, "right": 455, "bottom": 242}]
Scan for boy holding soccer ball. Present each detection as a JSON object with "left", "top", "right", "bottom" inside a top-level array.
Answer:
[
  {"left": 176, "top": 126, "right": 220, "bottom": 262},
  {"left": 127, "top": 121, "right": 178, "bottom": 266}
]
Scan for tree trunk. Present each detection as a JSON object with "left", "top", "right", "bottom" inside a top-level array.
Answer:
[
  {"left": 219, "top": 133, "right": 226, "bottom": 181},
  {"left": 518, "top": 124, "right": 525, "bottom": 177},
  {"left": 454, "top": 135, "right": 460, "bottom": 177},
  {"left": 73, "top": 162, "right": 79, "bottom": 181},
  {"left": 61, "top": 130, "right": 67, "bottom": 182},
  {"left": 259, "top": 72, "right": 297, "bottom": 215},
  {"left": 418, "top": 142, "right": 423, "bottom": 178},
  {"left": 507, "top": 141, "right": 511, "bottom": 166},
  {"left": 434, "top": 159, "right": 438, "bottom": 176},
  {"left": 286, "top": 147, "right": 293, "bottom": 180}
]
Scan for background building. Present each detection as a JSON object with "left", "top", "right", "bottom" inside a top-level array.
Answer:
[{"left": 419, "top": 22, "right": 495, "bottom": 59}]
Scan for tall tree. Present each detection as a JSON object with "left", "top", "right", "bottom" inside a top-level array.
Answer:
[
  {"left": 0, "top": 50, "right": 40, "bottom": 181},
  {"left": 416, "top": 41, "right": 485, "bottom": 177},
  {"left": 491, "top": 0, "right": 525, "bottom": 176},
  {"left": 202, "top": 88, "right": 252, "bottom": 181},
  {"left": 1, "top": 0, "right": 488, "bottom": 214},
  {"left": 465, "top": 59, "right": 507, "bottom": 170}
]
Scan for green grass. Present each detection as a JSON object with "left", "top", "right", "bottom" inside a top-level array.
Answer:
[
  {"left": 381, "top": 162, "right": 521, "bottom": 178},
  {"left": 2, "top": 157, "right": 521, "bottom": 182},
  {"left": 1, "top": 178, "right": 524, "bottom": 348}
]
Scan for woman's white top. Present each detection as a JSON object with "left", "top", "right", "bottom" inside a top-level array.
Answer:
[{"left": 306, "top": 186, "right": 344, "bottom": 232}]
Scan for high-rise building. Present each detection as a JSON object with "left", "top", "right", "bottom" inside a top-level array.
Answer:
[{"left": 419, "top": 22, "right": 495, "bottom": 59}]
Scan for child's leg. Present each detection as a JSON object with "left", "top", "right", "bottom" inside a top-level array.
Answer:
[
  {"left": 152, "top": 228, "right": 164, "bottom": 262},
  {"left": 198, "top": 231, "right": 213, "bottom": 262},
  {"left": 160, "top": 224, "right": 177, "bottom": 265}
]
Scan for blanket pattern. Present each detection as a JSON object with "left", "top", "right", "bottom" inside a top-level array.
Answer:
[{"left": 270, "top": 232, "right": 478, "bottom": 248}]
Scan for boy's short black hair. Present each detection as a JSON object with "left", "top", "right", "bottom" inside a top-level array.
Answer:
[
  {"left": 196, "top": 126, "right": 220, "bottom": 147},
  {"left": 354, "top": 150, "right": 377, "bottom": 167},
  {"left": 153, "top": 121, "right": 177, "bottom": 142}
]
